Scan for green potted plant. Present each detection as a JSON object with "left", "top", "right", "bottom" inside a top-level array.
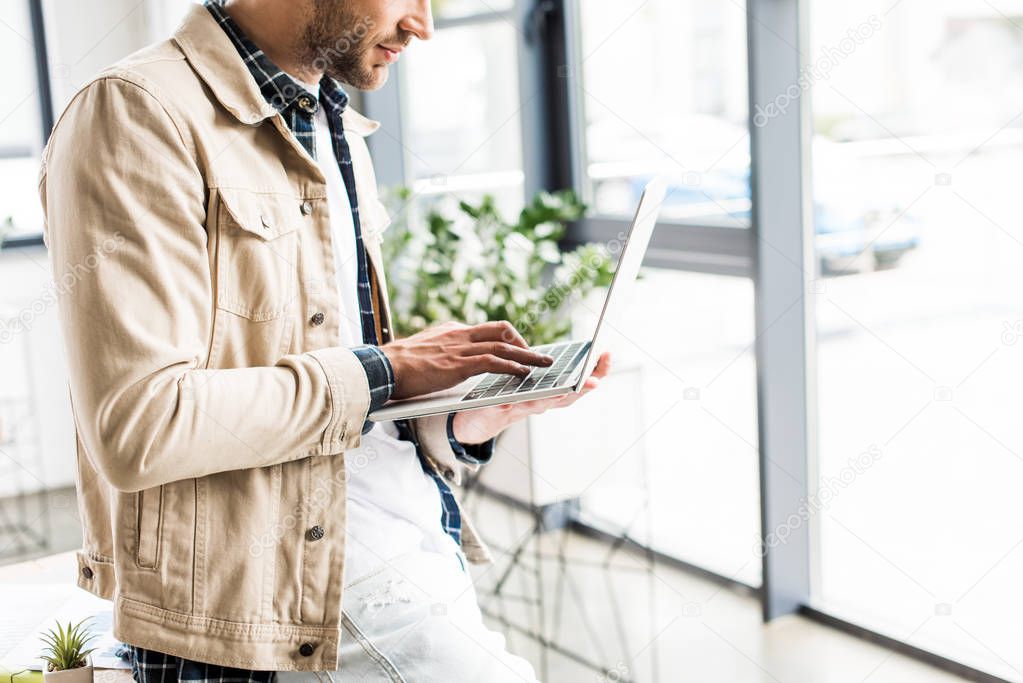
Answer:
[
  {"left": 382, "top": 188, "right": 623, "bottom": 506},
  {"left": 39, "top": 619, "right": 95, "bottom": 683},
  {"left": 381, "top": 188, "right": 614, "bottom": 345}
]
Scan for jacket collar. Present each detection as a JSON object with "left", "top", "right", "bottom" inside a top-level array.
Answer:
[{"left": 172, "top": 4, "right": 380, "bottom": 137}]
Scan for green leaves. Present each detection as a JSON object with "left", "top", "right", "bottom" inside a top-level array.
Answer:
[
  {"left": 39, "top": 619, "right": 96, "bottom": 672},
  {"left": 382, "top": 188, "right": 613, "bottom": 346}
]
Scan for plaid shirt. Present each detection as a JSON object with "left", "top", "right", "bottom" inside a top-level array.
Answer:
[{"left": 126, "top": 4, "right": 493, "bottom": 680}]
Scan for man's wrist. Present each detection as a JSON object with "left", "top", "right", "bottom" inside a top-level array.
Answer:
[
  {"left": 450, "top": 408, "right": 511, "bottom": 444},
  {"left": 447, "top": 413, "right": 496, "bottom": 465}
]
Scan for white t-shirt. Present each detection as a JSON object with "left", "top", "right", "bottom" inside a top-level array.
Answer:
[{"left": 307, "top": 94, "right": 460, "bottom": 583}]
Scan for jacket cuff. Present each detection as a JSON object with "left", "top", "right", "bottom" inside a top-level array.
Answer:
[
  {"left": 447, "top": 413, "right": 496, "bottom": 465},
  {"left": 307, "top": 347, "right": 373, "bottom": 454}
]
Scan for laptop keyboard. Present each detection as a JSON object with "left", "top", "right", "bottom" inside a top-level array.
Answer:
[{"left": 461, "top": 341, "right": 590, "bottom": 402}]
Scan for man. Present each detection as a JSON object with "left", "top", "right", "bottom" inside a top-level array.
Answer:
[{"left": 40, "top": 0, "right": 610, "bottom": 681}]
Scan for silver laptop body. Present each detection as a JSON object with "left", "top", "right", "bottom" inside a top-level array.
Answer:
[{"left": 368, "top": 177, "right": 667, "bottom": 422}]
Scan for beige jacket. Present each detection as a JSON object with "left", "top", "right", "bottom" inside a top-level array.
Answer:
[{"left": 39, "top": 4, "right": 490, "bottom": 672}]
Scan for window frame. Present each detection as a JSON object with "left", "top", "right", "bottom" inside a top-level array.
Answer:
[{"left": 557, "top": 0, "right": 756, "bottom": 278}]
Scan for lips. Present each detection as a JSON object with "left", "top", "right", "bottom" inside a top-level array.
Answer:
[{"left": 377, "top": 45, "right": 401, "bottom": 64}]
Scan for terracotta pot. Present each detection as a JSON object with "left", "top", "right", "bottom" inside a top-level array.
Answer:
[{"left": 43, "top": 662, "right": 93, "bottom": 683}]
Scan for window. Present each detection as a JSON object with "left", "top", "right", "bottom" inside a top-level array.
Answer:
[
  {"left": 0, "top": 0, "right": 193, "bottom": 247},
  {"left": 572, "top": 0, "right": 749, "bottom": 225},
  {"left": 809, "top": 1, "right": 1023, "bottom": 679},
  {"left": 432, "top": 0, "right": 514, "bottom": 20},
  {"left": 401, "top": 15, "right": 525, "bottom": 215},
  {"left": 0, "top": 0, "right": 47, "bottom": 244},
  {"left": 362, "top": 2, "right": 530, "bottom": 221},
  {"left": 42, "top": 0, "right": 186, "bottom": 112},
  {"left": 575, "top": 270, "right": 761, "bottom": 585},
  {"left": 557, "top": 0, "right": 759, "bottom": 581}
]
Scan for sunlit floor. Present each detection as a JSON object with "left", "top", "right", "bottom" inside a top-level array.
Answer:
[
  {"left": 465, "top": 492, "right": 969, "bottom": 683},
  {"left": 1, "top": 488, "right": 971, "bottom": 683}
]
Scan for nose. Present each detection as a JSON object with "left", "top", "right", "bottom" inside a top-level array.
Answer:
[{"left": 399, "top": 0, "right": 434, "bottom": 41}]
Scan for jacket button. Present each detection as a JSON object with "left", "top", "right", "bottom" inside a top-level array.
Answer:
[
  {"left": 307, "top": 525, "right": 325, "bottom": 541},
  {"left": 299, "top": 643, "right": 315, "bottom": 657},
  {"left": 81, "top": 566, "right": 94, "bottom": 579},
  {"left": 297, "top": 96, "right": 316, "bottom": 113},
  {"left": 301, "top": 200, "right": 313, "bottom": 215},
  {"left": 310, "top": 312, "right": 325, "bottom": 326}
]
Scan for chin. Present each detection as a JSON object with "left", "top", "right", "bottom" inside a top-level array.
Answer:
[
  {"left": 363, "top": 65, "right": 390, "bottom": 90},
  {"left": 328, "top": 60, "right": 388, "bottom": 91}
]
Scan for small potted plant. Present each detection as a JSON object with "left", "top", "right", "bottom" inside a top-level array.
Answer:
[{"left": 39, "top": 619, "right": 96, "bottom": 683}]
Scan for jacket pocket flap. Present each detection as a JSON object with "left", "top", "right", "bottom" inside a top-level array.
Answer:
[{"left": 218, "top": 187, "right": 302, "bottom": 240}]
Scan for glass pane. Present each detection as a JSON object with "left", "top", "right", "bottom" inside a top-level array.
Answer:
[
  {"left": 402, "top": 21, "right": 524, "bottom": 210},
  {"left": 575, "top": 270, "right": 761, "bottom": 585},
  {"left": 0, "top": 1, "right": 41, "bottom": 150},
  {"left": 0, "top": 157, "right": 44, "bottom": 241},
  {"left": 575, "top": 0, "right": 749, "bottom": 225},
  {"left": 42, "top": 0, "right": 155, "bottom": 112},
  {"left": 2, "top": 0, "right": 192, "bottom": 242},
  {"left": 810, "top": 1, "right": 1023, "bottom": 679},
  {"left": 432, "top": 0, "right": 512, "bottom": 20},
  {"left": 0, "top": 0, "right": 44, "bottom": 241}
]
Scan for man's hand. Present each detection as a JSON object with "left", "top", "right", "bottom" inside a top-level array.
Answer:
[
  {"left": 451, "top": 351, "right": 613, "bottom": 445},
  {"left": 381, "top": 321, "right": 554, "bottom": 400}
]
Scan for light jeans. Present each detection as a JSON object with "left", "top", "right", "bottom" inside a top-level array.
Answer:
[{"left": 277, "top": 549, "right": 540, "bottom": 683}]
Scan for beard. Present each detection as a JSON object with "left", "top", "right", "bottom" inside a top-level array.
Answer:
[{"left": 299, "top": 1, "right": 411, "bottom": 90}]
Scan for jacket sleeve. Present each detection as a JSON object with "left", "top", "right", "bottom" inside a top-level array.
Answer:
[{"left": 40, "top": 75, "right": 371, "bottom": 492}]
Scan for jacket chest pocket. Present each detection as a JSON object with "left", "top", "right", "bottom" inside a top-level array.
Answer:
[{"left": 214, "top": 188, "right": 301, "bottom": 321}]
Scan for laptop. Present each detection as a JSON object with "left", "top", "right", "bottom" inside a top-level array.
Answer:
[{"left": 368, "top": 177, "right": 667, "bottom": 422}]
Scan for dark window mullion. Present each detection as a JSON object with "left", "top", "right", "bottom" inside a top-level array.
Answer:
[{"left": 28, "top": 0, "right": 54, "bottom": 145}]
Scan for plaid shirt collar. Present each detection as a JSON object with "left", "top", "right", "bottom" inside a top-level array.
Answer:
[{"left": 204, "top": 0, "right": 351, "bottom": 159}]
